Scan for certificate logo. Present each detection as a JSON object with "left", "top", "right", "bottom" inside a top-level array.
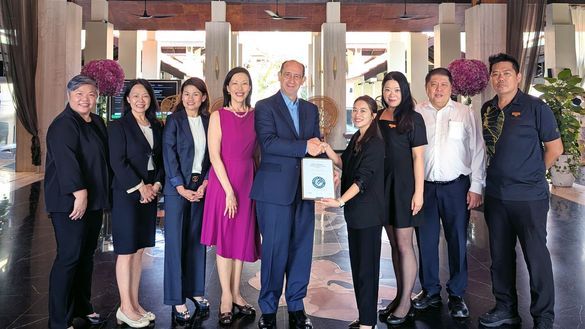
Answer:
[{"left": 312, "top": 176, "right": 326, "bottom": 189}]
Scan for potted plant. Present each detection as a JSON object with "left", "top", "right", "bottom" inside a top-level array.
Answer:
[{"left": 533, "top": 68, "right": 585, "bottom": 187}]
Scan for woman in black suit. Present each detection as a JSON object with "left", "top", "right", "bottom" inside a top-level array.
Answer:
[
  {"left": 162, "top": 77, "right": 211, "bottom": 325},
  {"left": 320, "top": 96, "right": 385, "bottom": 329},
  {"left": 109, "top": 79, "right": 164, "bottom": 328},
  {"left": 45, "top": 75, "right": 109, "bottom": 329}
]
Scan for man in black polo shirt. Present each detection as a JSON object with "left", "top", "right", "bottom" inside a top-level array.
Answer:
[{"left": 478, "top": 53, "right": 563, "bottom": 329}]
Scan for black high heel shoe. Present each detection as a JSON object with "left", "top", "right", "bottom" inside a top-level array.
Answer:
[
  {"left": 187, "top": 297, "right": 210, "bottom": 318},
  {"left": 385, "top": 306, "right": 415, "bottom": 326},
  {"left": 233, "top": 303, "right": 256, "bottom": 317},
  {"left": 171, "top": 305, "right": 191, "bottom": 326},
  {"left": 378, "top": 299, "right": 398, "bottom": 318},
  {"left": 218, "top": 305, "right": 233, "bottom": 326}
]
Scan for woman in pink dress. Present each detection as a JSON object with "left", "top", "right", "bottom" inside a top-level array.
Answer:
[{"left": 201, "top": 67, "right": 260, "bottom": 325}]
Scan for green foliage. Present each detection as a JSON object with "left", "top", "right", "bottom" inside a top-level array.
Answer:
[{"left": 534, "top": 68, "right": 585, "bottom": 176}]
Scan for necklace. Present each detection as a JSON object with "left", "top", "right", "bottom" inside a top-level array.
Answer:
[{"left": 229, "top": 103, "right": 249, "bottom": 118}]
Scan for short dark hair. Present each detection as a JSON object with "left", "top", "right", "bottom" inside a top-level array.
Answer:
[
  {"left": 123, "top": 79, "right": 159, "bottom": 121},
  {"left": 488, "top": 53, "right": 520, "bottom": 74},
  {"left": 175, "top": 77, "right": 210, "bottom": 116},
  {"left": 280, "top": 60, "right": 306, "bottom": 77},
  {"left": 425, "top": 68, "right": 453, "bottom": 85},
  {"left": 67, "top": 75, "right": 97, "bottom": 93},
  {"left": 222, "top": 67, "right": 253, "bottom": 108}
]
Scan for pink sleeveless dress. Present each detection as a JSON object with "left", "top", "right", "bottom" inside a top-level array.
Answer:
[{"left": 201, "top": 108, "right": 260, "bottom": 262}]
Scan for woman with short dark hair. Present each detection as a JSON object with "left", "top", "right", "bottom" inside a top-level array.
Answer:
[
  {"left": 109, "top": 79, "right": 164, "bottom": 328},
  {"left": 45, "top": 74, "right": 109, "bottom": 329},
  {"left": 162, "top": 77, "right": 211, "bottom": 325}
]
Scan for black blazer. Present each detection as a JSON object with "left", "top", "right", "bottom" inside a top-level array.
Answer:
[
  {"left": 341, "top": 133, "right": 385, "bottom": 229},
  {"left": 44, "top": 105, "right": 110, "bottom": 212},
  {"left": 162, "top": 110, "right": 210, "bottom": 196},
  {"left": 108, "top": 113, "right": 164, "bottom": 192}
]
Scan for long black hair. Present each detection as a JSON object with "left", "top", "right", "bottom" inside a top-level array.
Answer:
[
  {"left": 123, "top": 79, "right": 159, "bottom": 121},
  {"left": 380, "top": 71, "right": 415, "bottom": 134},
  {"left": 353, "top": 95, "right": 381, "bottom": 153},
  {"left": 222, "top": 67, "right": 253, "bottom": 108},
  {"left": 174, "top": 77, "right": 210, "bottom": 116}
]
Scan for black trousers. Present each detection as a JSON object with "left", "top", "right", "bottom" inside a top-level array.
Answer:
[
  {"left": 484, "top": 195, "right": 554, "bottom": 323},
  {"left": 49, "top": 210, "right": 103, "bottom": 329},
  {"left": 348, "top": 225, "right": 382, "bottom": 326}
]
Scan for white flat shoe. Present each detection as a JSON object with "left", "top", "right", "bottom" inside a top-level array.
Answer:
[{"left": 116, "top": 308, "right": 150, "bottom": 328}]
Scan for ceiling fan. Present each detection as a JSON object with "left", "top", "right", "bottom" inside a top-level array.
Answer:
[
  {"left": 390, "top": 0, "right": 433, "bottom": 21},
  {"left": 132, "top": 0, "right": 176, "bottom": 20},
  {"left": 264, "top": 0, "right": 306, "bottom": 20}
]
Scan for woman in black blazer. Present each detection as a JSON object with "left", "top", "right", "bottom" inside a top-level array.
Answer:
[
  {"left": 162, "top": 77, "right": 211, "bottom": 325},
  {"left": 320, "top": 95, "right": 385, "bottom": 329},
  {"left": 45, "top": 75, "right": 109, "bottom": 329},
  {"left": 108, "top": 79, "right": 164, "bottom": 328}
]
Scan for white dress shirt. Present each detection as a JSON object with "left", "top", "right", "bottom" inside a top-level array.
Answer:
[
  {"left": 188, "top": 115, "right": 206, "bottom": 174},
  {"left": 416, "top": 99, "right": 486, "bottom": 195}
]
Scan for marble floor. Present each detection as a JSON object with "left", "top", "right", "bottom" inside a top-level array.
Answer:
[{"left": 0, "top": 179, "right": 584, "bottom": 329}]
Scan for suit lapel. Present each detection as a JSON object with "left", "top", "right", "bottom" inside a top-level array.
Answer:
[
  {"left": 177, "top": 110, "right": 195, "bottom": 150},
  {"left": 126, "top": 114, "right": 151, "bottom": 151},
  {"left": 274, "top": 92, "right": 299, "bottom": 138}
]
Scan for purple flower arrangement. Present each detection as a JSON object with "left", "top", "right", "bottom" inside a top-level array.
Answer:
[
  {"left": 448, "top": 58, "right": 489, "bottom": 97},
  {"left": 81, "top": 59, "right": 125, "bottom": 96}
]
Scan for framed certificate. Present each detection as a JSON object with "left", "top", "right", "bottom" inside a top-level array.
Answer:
[{"left": 301, "top": 158, "right": 335, "bottom": 200}]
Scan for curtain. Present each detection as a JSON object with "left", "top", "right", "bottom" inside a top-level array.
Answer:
[
  {"left": 570, "top": 5, "right": 585, "bottom": 86},
  {"left": 506, "top": 0, "right": 546, "bottom": 93},
  {"left": 0, "top": 0, "right": 40, "bottom": 166}
]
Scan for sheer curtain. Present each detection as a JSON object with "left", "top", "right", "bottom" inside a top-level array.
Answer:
[
  {"left": 506, "top": 0, "right": 546, "bottom": 93},
  {"left": 0, "top": 0, "right": 40, "bottom": 166}
]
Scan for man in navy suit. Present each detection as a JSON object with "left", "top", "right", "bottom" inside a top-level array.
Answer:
[{"left": 251, "top": 60, "right": 323, "bottom": 329}]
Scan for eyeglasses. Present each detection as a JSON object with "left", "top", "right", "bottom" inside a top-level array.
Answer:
[{"left": 282, "top": 72, "right": 303, "bottom": 81}]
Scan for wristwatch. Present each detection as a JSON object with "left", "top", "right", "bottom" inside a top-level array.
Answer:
[{"left": 337, "top": 198, "right": 345, "bottom": 208}]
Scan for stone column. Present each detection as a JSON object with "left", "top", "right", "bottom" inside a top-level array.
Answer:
[
  {"left": 204, "top": 1, "right": 231, "bottom": 103},
  {"left": 142, "top": 31, "right": 160, "bottom": 79},
  {"left": 387, "top": 32, "right": 407, "bottom": 73},
  {"left": 310, "top": 32, "right": 322, "bottom": 97},
  {"left": 407, "top": 33, "right": 429, "bottom": 103},
  {"left": 545, "top": 3, "right": 577, "bottom": 75},
  {"left": 465, "top": 3, "right": 507, "bottom": 109},
  {"left": 231, "top": 32, "right": 242, "bottom": 68},
  {"left": 118, "top": 31, "right": 143, "bottom": 79},
  {"left": 321, "top": 2, "right": 346, "bottom": 149},
  {"left": 434, "top": 3, "right": 461, "bottom": 68},
  {"left": 19, "top": 1, "right": 82, "bottom": 171},
  {"left": 84, "top": 0, "right": 114, "bottom": 62}
]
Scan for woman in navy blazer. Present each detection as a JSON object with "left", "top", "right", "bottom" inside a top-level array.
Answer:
[
  {"left": 320, "top": 96, "right": 385, "bottom": 329},
  {"left": 109, "top": 79, "right": 164, "bottom": 328},
  {"left": 162, "top": 77, "right": 211, "bottom": 325},
  {"left": 45, "top": 75, "right": 109, "bottom": 329}
]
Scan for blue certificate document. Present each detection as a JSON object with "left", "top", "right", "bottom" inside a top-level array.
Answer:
[{"left": 301, "top": 158, "right": 335, "bottom": 200}]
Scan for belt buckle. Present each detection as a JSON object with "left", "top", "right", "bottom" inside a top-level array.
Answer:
[{"left": 192, "top": 175, "right": 199, "bottom": 183}]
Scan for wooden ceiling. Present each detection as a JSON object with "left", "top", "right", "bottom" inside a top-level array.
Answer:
[{"left": 75, "top": 1, "right": 481, "bottom": 32}]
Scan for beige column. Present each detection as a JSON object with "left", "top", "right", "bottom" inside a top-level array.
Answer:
[
  {"left": 321, "top": 2, "right": 346, "bottom": 149},
  {"left": 310, "top": 32, "right": 322, "bottom": 97},
  {"left": 118, "top": 31, "right": 143, "bottom": 79},
  {"left": 387, "top": 33, "right": 407, "bottom": 73},
  {"left": 18, "top": 1, "right": 82, "bottom": 171},
  {"left": 84, "top": 0, "right": 113, "bottom": 62},
  {"left": 231, "top": 32, "right": 242, "bottom": 68},
  {"left": 142, "top": 31, "right": 160, "bottom": 79},
  {"left": 465, "top": 3, "right": 507, "bottom": 108},
  {"left": 407, "top": 33, "right": 429, "bottom": 103},
  {"left": 545, "top": 3, "right": 577, "bottom": 76},
  {"left": 205, "top": 1, "right": 231, "bottom": 103},
  {"left": 434, "top": 3, "right": 461, "bottom": 68}
]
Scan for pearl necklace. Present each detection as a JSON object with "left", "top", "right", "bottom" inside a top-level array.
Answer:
[{"left": 229, "top": 104, "right": 249, "bottom": 118}]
